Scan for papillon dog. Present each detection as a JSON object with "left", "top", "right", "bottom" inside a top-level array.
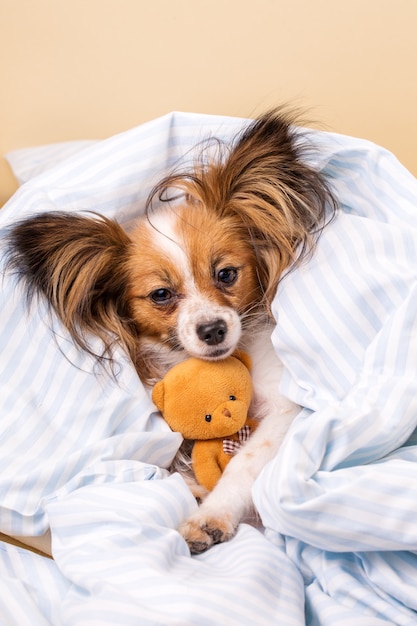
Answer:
[{"left": 5, "top": 109, "right": 336, "bottom": 553}]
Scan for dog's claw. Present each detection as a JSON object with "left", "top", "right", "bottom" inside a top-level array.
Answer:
[
  {"left": 179, "top": 521, "right": 213, "bottom": 554},
  {"left": 179, "top": 514, "right": 237, "bottom": 554},
  {"left": 188, "top": 539, "right": 213, "bottom": 555},
  {"left": 203, "top": 525, "right": 228, "bottom": 545}
]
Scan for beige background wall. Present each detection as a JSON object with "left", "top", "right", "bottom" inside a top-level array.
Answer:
[{"left": 1, "top": 0, "right": 416, "bottom": 206}]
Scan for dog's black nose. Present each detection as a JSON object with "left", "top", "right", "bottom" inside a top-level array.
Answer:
[{"left": 197, "top": 319, "right": 227, "bottom": 346}]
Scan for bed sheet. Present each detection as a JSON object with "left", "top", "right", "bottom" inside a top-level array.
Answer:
[{"left": 1, "top": 111, "right": 417, "bottom": 625}]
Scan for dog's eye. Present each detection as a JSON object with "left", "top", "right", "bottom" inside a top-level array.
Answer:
[
  {"left": 149, "top": 288, "right": 174, "bottom": 304},
  {"left": 229, "top": 395, "right": 236, "bottom": 401},
  {"left": 216, "top": 267, "right": 238, "bottom": 286}
]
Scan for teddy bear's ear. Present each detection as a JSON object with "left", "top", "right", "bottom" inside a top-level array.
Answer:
[
  {"left": 232, "top": 350, "right": 252, "bottom": 371},
  {"left": 152, "top": 380, "right": 165, "bottom": 412}
]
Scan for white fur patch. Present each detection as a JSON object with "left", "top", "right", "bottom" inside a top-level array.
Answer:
[
  {"left": 146, "top": 208, "right": 242, "bottom": 358},
  {"left": 177, "top": 297, "right": 241, "bottom": 359},
  {"left": 146, "top": 209, "right": 195, "bottom": 289}
]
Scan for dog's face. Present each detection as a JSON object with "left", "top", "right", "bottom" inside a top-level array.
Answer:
[{"left": 126, "top": 204, "right": 262, "bottom": 363}]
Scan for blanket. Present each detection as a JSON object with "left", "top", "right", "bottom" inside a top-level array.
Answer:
[{"left": 1, "top": 111, "right": 417, "bottom": 625}]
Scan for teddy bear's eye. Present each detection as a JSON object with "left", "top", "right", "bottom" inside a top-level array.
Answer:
[
  {"left": 229, "top": 395, "right": 236, "bottom": 401},
  {"left": 205, "top": 414, "right": 212, "bottom": 422}
]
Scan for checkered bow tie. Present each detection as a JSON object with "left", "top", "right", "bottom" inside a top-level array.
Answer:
[{"left": 223, "top": 425, "right": 251, "bottom": 455}]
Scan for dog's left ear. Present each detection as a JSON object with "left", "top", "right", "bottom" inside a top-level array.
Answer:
[{"left": 224, "top": 110, "right": 336, "bottom": 289}]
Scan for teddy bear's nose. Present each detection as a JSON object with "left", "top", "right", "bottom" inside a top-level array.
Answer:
[{"left": 222, "top": 408, "right": 231, "bottom": 418}]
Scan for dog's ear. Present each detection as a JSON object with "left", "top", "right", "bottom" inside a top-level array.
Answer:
[
  {"left": 214, "top": 109, "right": 336, "bottom": 303},
  {"left": 152, "top": 380, "right": 165, "bottom": 412},
  {"left": 4, "top": 211, "right": 138, "bottom": 374}
]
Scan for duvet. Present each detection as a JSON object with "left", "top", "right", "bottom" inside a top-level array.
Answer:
[{"left": 1, "top": 111, "right": 417, "bottom": 625}]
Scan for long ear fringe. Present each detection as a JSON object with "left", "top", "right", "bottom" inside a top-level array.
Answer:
[
  {"left": 3, "top": 211, "right": 138, "bottom": 376},
  {"left": 146, "top": 107, "right": 337, "bottom": 306}
]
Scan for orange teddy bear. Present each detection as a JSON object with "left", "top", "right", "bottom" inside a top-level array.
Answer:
[{"left": 152, "top": 352, "right": 257, "bottom": 492}]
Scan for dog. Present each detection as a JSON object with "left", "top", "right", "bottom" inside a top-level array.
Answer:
[{"left": 5, "top": 109, "right": 336, "bottom": 553}]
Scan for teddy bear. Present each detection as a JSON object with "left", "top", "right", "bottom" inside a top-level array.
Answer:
[{"left": 152, "top": 352, "right": 258, "bottom": 492}]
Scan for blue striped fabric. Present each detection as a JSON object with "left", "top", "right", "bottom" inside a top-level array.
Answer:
[{"left": 1, "top": 112, "right": 417, "bottom": 624}]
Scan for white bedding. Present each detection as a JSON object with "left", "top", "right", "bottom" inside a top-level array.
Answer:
[{"left": 1, "top": 111, "right": 417, "bottom": 625}]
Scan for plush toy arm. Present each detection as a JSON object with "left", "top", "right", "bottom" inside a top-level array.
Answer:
[
  {"left": 192, "top": 418, "right": 259, "bottom": 492},
  {"left": 192, "top": 440, "right": 230, "bottom": 492}
]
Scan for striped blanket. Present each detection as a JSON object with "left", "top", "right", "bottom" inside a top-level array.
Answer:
[{"left": 1, "top": 112, "right": 417, "bottom": 625}]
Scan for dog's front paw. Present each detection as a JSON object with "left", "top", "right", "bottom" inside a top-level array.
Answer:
[{"left": 179, "top": 512, "right": 236, "bottom": 554}]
